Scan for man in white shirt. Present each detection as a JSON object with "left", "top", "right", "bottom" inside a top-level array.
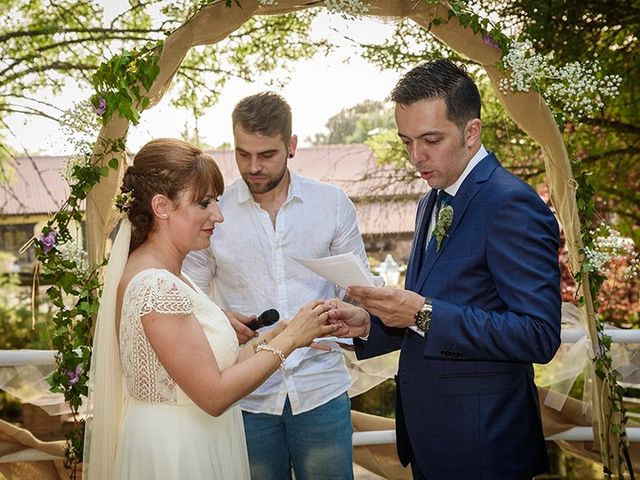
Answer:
[{"left": 183, "top": 92, "right": 372, "bottom": 479}]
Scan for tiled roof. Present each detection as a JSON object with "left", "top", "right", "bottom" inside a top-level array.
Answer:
[
  {"left": 1, "top": 156, "right": 69, "bottom": 217},
  {"left": 1, "top": 145, "right": 426, "bottom": 235},
  {"left": 209, "top": 144, "right": 425, "bottom": 199}
]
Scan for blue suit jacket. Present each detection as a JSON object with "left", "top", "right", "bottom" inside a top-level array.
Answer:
[{"left": 356, "top": 153, "right": 561, "bottom": 479}]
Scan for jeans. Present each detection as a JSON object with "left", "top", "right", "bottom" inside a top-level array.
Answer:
[{"left": 242, "top": 392, "right": 354, "bottom": 480}]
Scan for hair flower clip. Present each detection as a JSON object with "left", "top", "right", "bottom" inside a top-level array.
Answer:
[{"left": 114, "top": 190, "right": 135, "bottom": 213}]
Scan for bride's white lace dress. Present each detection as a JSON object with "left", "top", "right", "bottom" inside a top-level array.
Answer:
[{"left": 114, "top": 268, "right": 250, "bottom": 479}]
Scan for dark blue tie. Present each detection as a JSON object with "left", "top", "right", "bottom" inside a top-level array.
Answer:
[
  {"left": 425, "top": 190, "right": 453, "bottom": 254},
  {"left": 434, "top": 190, "right": 453, "bottom": 221}
]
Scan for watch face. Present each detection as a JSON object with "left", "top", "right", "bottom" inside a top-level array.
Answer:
[
  {"left": 415, "top": 304, "right": 432, "bottom": 331},
  {"left": 415, "top": 312, "right": 428, "bottom": 331}
]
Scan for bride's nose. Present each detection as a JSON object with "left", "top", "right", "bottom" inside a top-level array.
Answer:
[{"left": 210, "top": 203, "right": 224, "bottom": 224}]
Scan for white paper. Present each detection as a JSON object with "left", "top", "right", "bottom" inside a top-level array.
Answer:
[
  {"left": 291, "top": 252, "right": 376, "bottom": 290},
  {"left": 313, "top": 336, "right": 354, "bottom": 346}
]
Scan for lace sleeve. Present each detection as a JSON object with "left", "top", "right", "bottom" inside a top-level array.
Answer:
[
  {"left": 120, "top": 270, "right": 194, "bottom": 405},
  {"left": 136, "top": 271, "right": 194, "bottom": 317}
]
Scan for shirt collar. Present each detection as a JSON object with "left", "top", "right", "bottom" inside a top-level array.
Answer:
[
  {"left": 287, "top": 171, "right": 304, "bottom": 202},
  {"left": 444, "top": 144, "right": 488, "bottom": 197},
  {"left": 235, "top": 169, "right": 304, "bottom": 204}
]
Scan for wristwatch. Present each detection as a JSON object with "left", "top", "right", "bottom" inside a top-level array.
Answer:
[{"left": 414, "top": 297, "right": 433, "bottom": 333}]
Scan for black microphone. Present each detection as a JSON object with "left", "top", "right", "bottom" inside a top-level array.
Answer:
[{"left": 247, "top": 309, "right": 280, "bottom": 331}]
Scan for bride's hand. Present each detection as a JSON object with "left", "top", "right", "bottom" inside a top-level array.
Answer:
[
  {"left": 258, "top": 319, "right": 287, "bottom": 343},
  {"left": 281, "top": 300, "right": 339, "bottom": 348}
]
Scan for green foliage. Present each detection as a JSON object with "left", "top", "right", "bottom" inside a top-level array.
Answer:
[
  {"left": 0, "top": 269, "right": 53, "bottom": 351},
  {"left": 309, "top": 100, "right": 395, "bottom": 145},
  {"left": 573, "top": 157, "right": 633, "bottom": 478},
  {"left": 174, "top": 11, "right": 327, "bottom": 117},
  {"left": 355, "top": 1, "right": 638, "bottom": 245},
  {"left": 90, "top": 42, "right": 162, "bottom": 125},
  {"left": 0, "top": 263, "right": 54, "bottom": 424},
  {"left": 351, "top": 379, "right": 395, "bottom": 418},
  {"left": 357, "top": 19, "right": 454, "bottom": 70},
  {"left": 32, "top": 139, "right": 124, "bottom": 474},
  {"left": 0, "top": 1, "right": 327, "bottom": 152},
  {"left": 365, "top": 128, "right": 417, "bottom": 187},
  {"left": 474, "top": 0, "right": 640, "bottom": 244}
]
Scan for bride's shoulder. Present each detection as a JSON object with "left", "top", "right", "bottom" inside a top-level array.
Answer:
[
  {"left": 124, "top": 268, "right": 179, "bottom": 291},
  {"left": 121, "top": 268, "right": 194, "bottom": 317},
  {"left": 119, "top": 266, "right": 182, "bottom": 300}
]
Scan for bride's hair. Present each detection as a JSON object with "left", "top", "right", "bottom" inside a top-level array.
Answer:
[{"left": 121, "top": 138, "right": 224, "bottom": 251}]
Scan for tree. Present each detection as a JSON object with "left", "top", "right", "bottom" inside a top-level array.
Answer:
[
  {"left": 308, "top": 99, "right": 395, "bottom": 145},
  {"left": 355, "top": 6, "right": 639, "bottom": 242},
  {"left": 0, "top": 0, "right": 327, "bottom": 154}
]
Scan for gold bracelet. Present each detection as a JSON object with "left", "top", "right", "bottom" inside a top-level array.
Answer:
[
  {"left": 255, "top": 343, "right": 289, "bottom": 371},
  {"left": 252, "top": 339, "right": 268, "bottom": 354}
]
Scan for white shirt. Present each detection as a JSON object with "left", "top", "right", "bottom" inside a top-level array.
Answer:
[{"left": 183, "top": 171, "right": 374, "bottom": 415}]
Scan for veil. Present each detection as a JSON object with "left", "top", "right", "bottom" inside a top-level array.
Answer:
[{"left": 82, "top": 219, "right": 130, "bottom": 479}]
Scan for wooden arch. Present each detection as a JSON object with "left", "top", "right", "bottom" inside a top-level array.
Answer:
[{"left": 86, "top": 0, "right": 614, "bottom": 472}]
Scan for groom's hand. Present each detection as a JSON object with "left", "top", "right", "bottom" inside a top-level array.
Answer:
[
  {"left": 324, "top": 299, "right": 370, "bottom": 338},
  {"left": 224, "top": 310, "right": 258, "bottom": 344},
  {"left": 346, "top": 286, "right": 425, "bottom": 329}
]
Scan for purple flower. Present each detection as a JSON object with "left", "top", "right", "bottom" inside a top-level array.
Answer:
[
  {"left": 39, "top": 230, "right": 57, "bottom": 254},
  {"left": 484, "top": 34, "right": 499, "bottom": 50},
  {"left": 92, "top": 96, "right": 107, "bottom": 116},
  {"left": 63, "top": 366, "right": 82, "bottom": 386}
]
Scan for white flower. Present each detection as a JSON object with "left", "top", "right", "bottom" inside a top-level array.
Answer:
[
  {"left": 57, "top": 240, "right": 88, "bottom": 271},
  {"left": 324, "top": 0, "right": 369, "bottom": 17},
  {"left": 584, "top": 224, "right": 639, "bottom": 279},
  {"left": 499, "top": 41, "right": 621, "bottom": 121}
]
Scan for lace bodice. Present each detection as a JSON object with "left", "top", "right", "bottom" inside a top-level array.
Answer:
[{"left": 119, "top": 269, "right": 239, "bottom": 404}]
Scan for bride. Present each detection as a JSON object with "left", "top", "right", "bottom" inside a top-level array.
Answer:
[{"left": 83, "top": 138, "right": 338, "bottom": 479}]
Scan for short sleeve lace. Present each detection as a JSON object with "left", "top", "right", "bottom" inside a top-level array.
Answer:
[
  {"left": 119, "top": 269, "right": 194, "bottom": 404},
  {"left": 119, "top": 269, "right": 240, "bottom": 405}
]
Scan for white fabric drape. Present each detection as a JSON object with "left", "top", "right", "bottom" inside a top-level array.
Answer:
[{"left": 82, "top": 220, "right": 130, "bottom": 480}]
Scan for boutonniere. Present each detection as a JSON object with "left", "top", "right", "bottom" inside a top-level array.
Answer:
[{"left": 433, "top": 205, "right": 454, "bottom": 252}]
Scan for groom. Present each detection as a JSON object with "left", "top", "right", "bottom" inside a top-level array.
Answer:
[{"left": 333, "top": 60, "right": 562, "bottom": 479}]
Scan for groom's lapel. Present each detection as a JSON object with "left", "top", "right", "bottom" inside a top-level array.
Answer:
[
  {"left": 414, "top": 153, "right": 500, "bottom": 292},
  {"left": 406, "top": 190, "right": 436, "bottom": 290}
]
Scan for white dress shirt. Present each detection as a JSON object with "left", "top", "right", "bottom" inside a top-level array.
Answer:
[{"left": 183, "top": 171, "right": 374, "bottom": 415}]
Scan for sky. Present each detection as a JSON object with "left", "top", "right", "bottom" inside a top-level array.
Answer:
[{"left": 4, "top": 9, "right": 404, "bottom": 156}]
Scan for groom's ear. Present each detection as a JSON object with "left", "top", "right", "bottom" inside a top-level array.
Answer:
[{"left": 464, "top": 118, "right": 482, "bottom": 148}]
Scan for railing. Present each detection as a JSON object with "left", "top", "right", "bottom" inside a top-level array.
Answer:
[{"left": 2, "top": 327, "right": 640, "bottom": 456}]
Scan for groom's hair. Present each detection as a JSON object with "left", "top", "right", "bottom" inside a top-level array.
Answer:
[
  {"left": 232, "top": 91, "right": 292, "bottom": 142},
  {"left": 390, "top": 59, "right": 481, "bottom": 131}
]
